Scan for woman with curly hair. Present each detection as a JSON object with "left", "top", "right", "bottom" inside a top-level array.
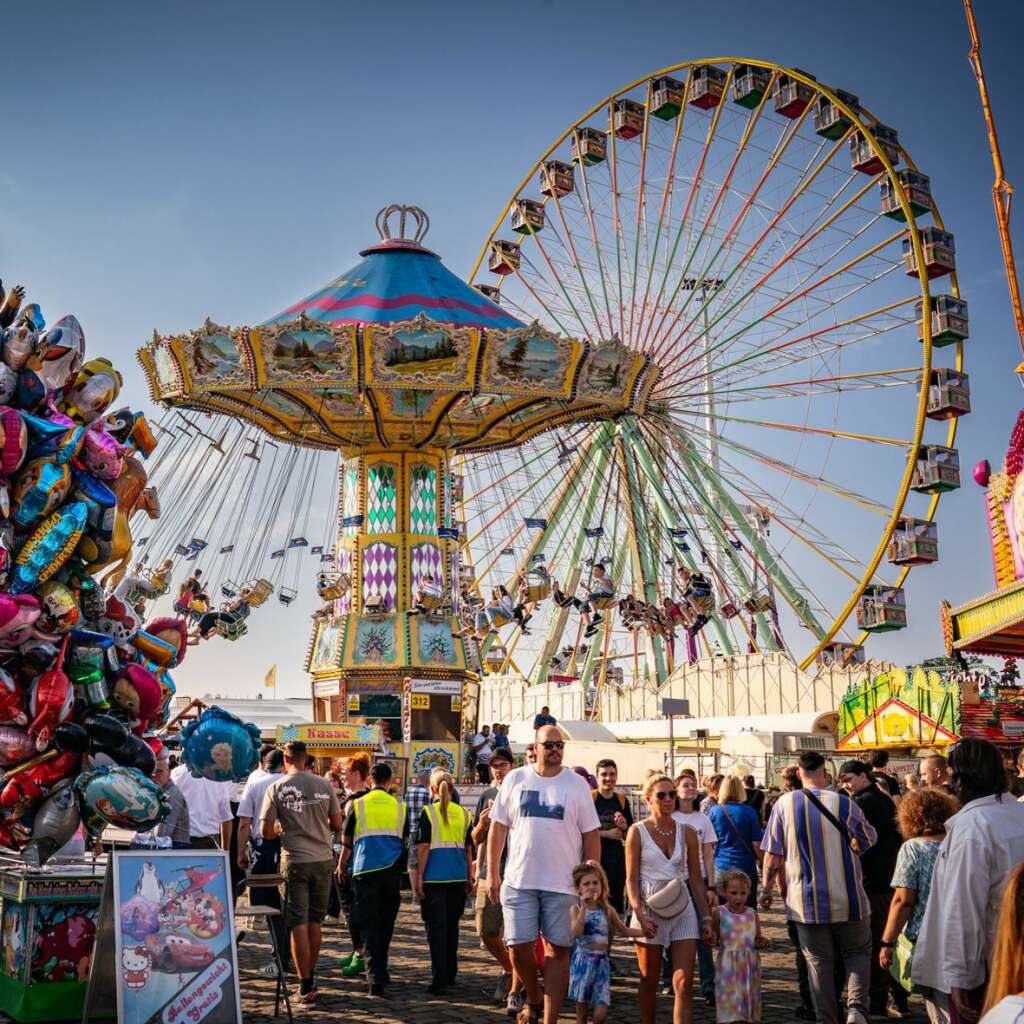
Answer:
[{"left": 878, "top": 786, "right": 958, "bottom": 983}]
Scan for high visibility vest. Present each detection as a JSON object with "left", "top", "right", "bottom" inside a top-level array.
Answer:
[
  {"left": 352, "top": 789, "right": 406, "bottom": 875},
  {"left": 422, "top": 801, "right": 470, "bottom": 884}
]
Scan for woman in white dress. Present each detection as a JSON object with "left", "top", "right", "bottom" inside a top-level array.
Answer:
[{"left": 626, "top": 773, "right": 713, "bottom": 1024}]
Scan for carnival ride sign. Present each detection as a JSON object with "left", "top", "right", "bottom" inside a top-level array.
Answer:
[
  {"left": 276, "top": 721, "right": 382, "bottom": 750},
  {"left": 82, "top": 850, "right": 241, "bottom": 1024}
]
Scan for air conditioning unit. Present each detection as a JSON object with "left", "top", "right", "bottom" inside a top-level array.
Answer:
[{"left": 783, "top": 734, "right": 834, "bottom": 753}]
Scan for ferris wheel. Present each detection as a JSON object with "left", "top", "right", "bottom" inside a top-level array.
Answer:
[{"left": 461, "top": 59, "right": 968, "bottom": 681}]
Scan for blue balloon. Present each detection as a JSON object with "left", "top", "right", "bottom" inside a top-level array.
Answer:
[{"left": 180, "top": 705, "right": 261, "bottom": 783}]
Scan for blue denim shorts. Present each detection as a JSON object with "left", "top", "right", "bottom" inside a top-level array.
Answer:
[{"left": 501, "top": 884, "right": 576, "bottom": 948}]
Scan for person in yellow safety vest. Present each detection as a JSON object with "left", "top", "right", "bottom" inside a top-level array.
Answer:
[
  {"left": 413, "top": 768, "right": 474, "bottom": 996},
  {"left": 336, "top": 762, "right": 408, "bottom": 997}
]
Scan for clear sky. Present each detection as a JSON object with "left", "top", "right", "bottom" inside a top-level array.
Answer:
[{"left": 2, "top": 0, "right": 1023, "bottom": 699}]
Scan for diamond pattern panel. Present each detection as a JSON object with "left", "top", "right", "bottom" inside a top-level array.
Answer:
[
  {"left": 366, "top": 462, "right": 397, "bottom": 534},
  {"left": 410, "top": 541, "right": 443, "bottom": 598},
  {"left": 337, "top": 546, "right": 353, "bottom": 613},
  {"left": 362, "top": 541, "right": 398, "bottom": 610},
  {"left": 341, "top": 461, "right": 359, "bottom": 524},
  {"left": 409, "top": 464, "right": 437, "bottom": 534}
]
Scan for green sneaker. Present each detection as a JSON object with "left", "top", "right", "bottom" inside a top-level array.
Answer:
[{"left": 341, "top": 954, "right": 366, "bottom": 977}]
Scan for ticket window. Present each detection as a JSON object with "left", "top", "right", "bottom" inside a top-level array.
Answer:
[
  {"left": 409, "top": 692, "right": 462, "bottom": 742},
  {"left": 350, "top": 693, "right": 402, "bottom": 749}
]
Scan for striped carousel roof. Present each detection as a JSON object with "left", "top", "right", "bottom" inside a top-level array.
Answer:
[{"left": 263, "top": 238, "right": 522, "bottom": 331}]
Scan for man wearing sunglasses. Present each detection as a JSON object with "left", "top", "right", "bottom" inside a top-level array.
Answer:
[{"left": 487, "top": 724, "right": 601, "bottom": 1024}]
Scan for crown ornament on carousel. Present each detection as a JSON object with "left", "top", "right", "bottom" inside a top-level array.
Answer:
[{"left": 138, "top": 205, "right": 661, "bottom": 457}]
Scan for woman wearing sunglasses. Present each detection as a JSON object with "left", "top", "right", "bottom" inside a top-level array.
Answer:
[{"left": 627, "top": 773, "right": 713, "bottom": 1024}]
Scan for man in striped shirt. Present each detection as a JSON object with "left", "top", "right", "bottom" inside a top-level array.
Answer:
[{"left": 760, "top": 751, "right": 877, "bottom": 1024}]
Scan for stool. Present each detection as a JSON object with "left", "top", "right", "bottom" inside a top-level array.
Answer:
[{"left": 235, "top": 873, "right": 293, "bottom": 1023}]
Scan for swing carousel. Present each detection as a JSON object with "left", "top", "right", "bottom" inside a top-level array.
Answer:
[{"left": 136, "top": 58, "right": 969, "bottom": 770}]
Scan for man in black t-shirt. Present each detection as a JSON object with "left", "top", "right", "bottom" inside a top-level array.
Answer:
[
  {"left": 840, "top": 759, "right": 908, "bottom": 1018},
  {"left": 592, "top": 759, "right": 633, "bottom": 914}
]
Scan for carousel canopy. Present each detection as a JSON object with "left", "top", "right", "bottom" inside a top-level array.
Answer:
[{"left": 138, "top": 205, "right": 659, "bottom": 455}]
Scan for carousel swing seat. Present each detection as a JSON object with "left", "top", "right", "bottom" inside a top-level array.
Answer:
[
  {"left": 278, "top": 588, "right": 297, "bottom": 606},
  {"left": 216, "top": 616, "right": 248, "bottom": 641},
  {"left": 524, "top": 567, "right": 551, "bottom": 603},
  {"left": 240, "top": 579, "right": 274, "bottom": 607},
  {"left": 317, "top": 572, "right": 351, "bottom": 601}
]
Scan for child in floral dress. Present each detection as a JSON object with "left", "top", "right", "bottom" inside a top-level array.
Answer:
[{"left": 712, "top": 869, "right": 769, "bottom": 1023}]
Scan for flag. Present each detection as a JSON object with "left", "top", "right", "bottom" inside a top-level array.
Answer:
[
  {"left": 584, "top": 527, "right": 604, "bottom": 538},
  {"left": 530, "top": 552, "right": 545, "bottom": 564},
  {"left": 342, "top": 515, "right": 364, "bottom": 528},
  {"left": 500, "top": 547, "right": 515, "bottom": 556},
  {"left": 310, "top": 545, "right": 323, "bottom": 555},
  {"left": 270, "top": 549, "right": 285, "bottom": 559},
  {"left": 320, "top": 553, "right": 334, "bottom": 563},
  {"left": 189, "top": 538, "right": 208, "bottom": 551},
  {"left": 438, "top": 527, "right": 459, "bottom": 540},
  {"left": 264, "top": 665, "right": 276, "bottom": 690},
  {"left": 670, "top": 528, "right": 688, "bottom": 538},
  {"left": 288, "top": 537, "right": 308, "bottom": 548},
  {"left": 174, "top": 544, "right": 191, "bottom": 557},
  {"left": 524, "top": 517, "right": 547, "bottom": 530},
  {"left": 219, "top": 544, "right": 235, "bottom": 554},
  {"left": 137, "top": 536, "right": 149, "bottom": 546},
  {"left": 729, "top": 539, "right": 743, "bottom": 550}
]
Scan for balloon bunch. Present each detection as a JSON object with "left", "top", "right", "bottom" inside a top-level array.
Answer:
[{"left": 0, "top": 279, "right": 187, "bottom": 864}]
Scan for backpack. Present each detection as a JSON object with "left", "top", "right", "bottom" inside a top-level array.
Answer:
[{"left": 592, "top": 788, "right": 626, "bottom": 811}]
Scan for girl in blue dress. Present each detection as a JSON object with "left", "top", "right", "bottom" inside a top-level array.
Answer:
[{"left": 568, "top": 860, "right": 648, "bottom": 1024}]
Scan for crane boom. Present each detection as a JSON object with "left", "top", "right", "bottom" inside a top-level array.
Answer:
[{"left": 963, "top": 0, "right": 1024, "bottom": 370}]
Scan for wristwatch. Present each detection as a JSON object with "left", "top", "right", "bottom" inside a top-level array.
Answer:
[{"left": 880, "top": 940, "right": 896, "bottom": 949}]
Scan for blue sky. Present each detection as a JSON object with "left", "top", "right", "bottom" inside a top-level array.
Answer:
[{"left": 2, "top": 0, "right": 1023, "bottom": 698}]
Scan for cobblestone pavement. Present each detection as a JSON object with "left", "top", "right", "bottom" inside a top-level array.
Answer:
[{"left": 237, "top": 894, "right": 929, "bottom": 1024}]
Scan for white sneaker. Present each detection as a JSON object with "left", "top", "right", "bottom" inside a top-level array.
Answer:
[{"left": 848, "top": 1010, "right": 869, "bottom": 1024}]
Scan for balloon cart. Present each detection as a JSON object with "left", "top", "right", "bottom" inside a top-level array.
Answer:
[{"left": 0, "top": 854, "right": 106, "bottom": 1023}]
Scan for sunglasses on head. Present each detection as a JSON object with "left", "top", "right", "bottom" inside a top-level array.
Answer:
[{"left": 540, "top": 740, "right": 565, "bottom": 750}]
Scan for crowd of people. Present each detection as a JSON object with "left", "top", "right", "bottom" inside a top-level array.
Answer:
[{"left": 141, "top": 729, "right": 1024, "bottom": 1024}]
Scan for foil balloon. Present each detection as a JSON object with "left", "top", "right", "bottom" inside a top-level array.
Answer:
[
  {"left": 80, "top": 714, "right": 156, "bottom": 776},
  {"left": 0, "top": 364, "right": 17, "bottom": 406},
  {"left": 2, "top": 320, "right": 39, "bottom": 371},
  {"left": 75, "top": 765, "right": 168, "bottom": 835},
  {"left": 0, "top": 725, "right": 35, "bottom": 765},
  {"left": 974, "top": 459, "right": 991, "bottom": 487},
  {"left": 36, "top": 581, "right": 79, "bottom": 636},
  {"left": 0, "top": 751, "right": 79, "bottom": 816},
  {"left": 0, "top": 406, "right": 26, "bottom": 517},
  {"left": 37, "top": 315, "right": 86, "bottom": 394},
  {"left": 72, "top": 472, "right": 117, "bottom": 563},
  {"left": 21, "top": 780, "right": 80, "bottom": 867},
  {"left": 78, "top": 424, "right": 126, "bottom": 482},
  {"left": 20, "top": 412, "right": 83, "bottom": 462},
  {"left": 27, "top": 636, "right": 73, "bottom": 751},
  {"left": 109, "top": 664, "right": 161, "bottom": 735},
  {"left": 63, "top": 358, "right": 123, "bottom": 424},
  {"left": 65, "top": 629, "right": 114, "bottom": 710},
  {"left": 0, "top": 668, "right": 26, "bottom": 726},
  {"left": 180, "top": 706, "right": 261, "bottom": 783},
  {"left": 0, "top": 593, "right": 42, "bottom": 648},
  {"left": 11, "top": 500, "right": 88, "bottom": 593},
  {"left": 11, "top": 457, "right": 72, "bottom": 530}
]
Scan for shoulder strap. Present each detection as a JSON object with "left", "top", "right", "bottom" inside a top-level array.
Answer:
[
  {"left": 718, "top": 803, "right": 755, "bottom": 856},
  {"left": 617, "top": 792, "right": 626, "bottom": 811},
  {"left": 802, "top": 790, "right": 860, "bottom": 853}
]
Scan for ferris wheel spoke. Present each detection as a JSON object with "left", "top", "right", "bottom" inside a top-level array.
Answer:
[
  {"left": 637, "top": 74, "right": 742, "bottom": 354},
  {"left": 545, "top": 196, "right": 608, "bottom": 338},
  {"left": 517, "top": 219, "right": 594, "bottom": 336},
  {"left": 574, "top": 158, "right": 619, "bottom": 338},
  {"left": 625, "top": 81, "right": 656, "bottom": 345},
  {"left": 708, "top": 413, "right": 913, "bottom": 449},
  {"left": 655, "top": 226, "right": 904, "bottom": 389},
  {"left": 675, "top": 365, "right": 920, "bottom": 405},
  {"left": 649, "top": 131, "right": 868, "bottom": 370},
  {"left": 637, "top": 421, "right": 828, "bottom": 640}
]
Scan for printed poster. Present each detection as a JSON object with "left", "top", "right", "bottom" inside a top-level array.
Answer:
[{"left": 112, "top": 850, "right": 241, "bottom": 1024}]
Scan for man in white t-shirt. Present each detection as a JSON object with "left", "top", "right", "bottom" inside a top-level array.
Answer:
[
  {"left": 488, "top": 724, "right": 600, "bottom": 1024},
  {"left": 236, "top": 747, "right": 287, "bottom": 974},
  {"left": 472, "top": 725, "right": 495, "bottom": 784},
  {"left": 170, "top": 762, "right": 234, "bottom": 849}
]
